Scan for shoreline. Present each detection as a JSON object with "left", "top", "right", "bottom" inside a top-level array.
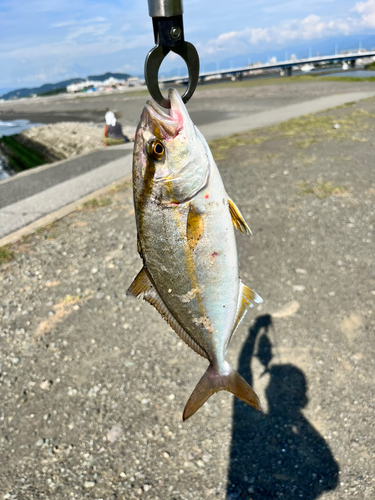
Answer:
[{"left": 0, "top": 121, "right": 136, "bottom": 174}]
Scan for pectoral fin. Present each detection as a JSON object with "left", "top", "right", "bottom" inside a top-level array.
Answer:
[
  {"left": 186, "top": 205, "right": 205, "bottom": 250},
  {"left": 228, "top": 197, "right": 252, "bottom": 235},
  {"left": 127, "top": 267, "right": 208, "bottom": 359}
]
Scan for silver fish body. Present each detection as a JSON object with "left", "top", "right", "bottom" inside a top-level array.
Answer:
[{"left": 128, "top": 89, "right": 262, "bottom": 420}]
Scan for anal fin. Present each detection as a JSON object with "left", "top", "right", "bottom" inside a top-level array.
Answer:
[
  {"left": 228, "top": 197, "right": 252, "bottom": 235},
  {"left": 229, "top": 281, "right": 263, "bottom": 343},
  {"left": 127, "top": 267, "right": 208, "bottom": 360}
]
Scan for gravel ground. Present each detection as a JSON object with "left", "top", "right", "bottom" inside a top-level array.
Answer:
[{"left": 0, "top": 94, "right": 374, "bottom": 499}]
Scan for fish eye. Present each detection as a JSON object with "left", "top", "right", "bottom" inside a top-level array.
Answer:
[{"left": 147, "top": 139, "right": 165, "bottom": 160}]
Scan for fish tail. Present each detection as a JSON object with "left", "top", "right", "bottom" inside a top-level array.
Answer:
[{"left": 183, "top": 362, "right": 262, "bottom": 421}]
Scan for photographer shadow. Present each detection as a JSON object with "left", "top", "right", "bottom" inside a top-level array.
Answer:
[{"left": 227, "top": 315, "right": 339, "bottom": 500}]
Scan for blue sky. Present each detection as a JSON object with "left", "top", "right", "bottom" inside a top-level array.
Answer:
[{"left": 1, "top": 0, "right": 375, "bottom": 91}]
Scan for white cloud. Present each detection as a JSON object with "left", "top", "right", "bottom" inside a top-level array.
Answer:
[
  {"left": 353, "top": 0, "right": 375, "bottom": 27},
  {"left": 65, "top": 23, "right": 110, "bottom": 41},
  {"left": 197, "top": 4, "right": 375, "bottom": 57}
]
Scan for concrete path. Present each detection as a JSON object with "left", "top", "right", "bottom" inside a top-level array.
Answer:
[
  {"left": 0, "top": 90, "right": 373, "bottom": 243},
  {"left": 201, "top": 91, "right": 374, "bottom": 140}
]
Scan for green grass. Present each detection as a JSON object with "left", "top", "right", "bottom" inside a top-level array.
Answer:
[
  {"left": 365, "top": 61, "right": 375, "bottom": 70},
  {"left": 37, "top": 87, "right": 67, "bottom": 97},
  {"left": 0, "top": 245, "right": 15, "bottom": 265},
  {"left": 270, "top": 108, "right": 375, "bottom": 148},
  {"left": 80, "top": 197, "right": 112, "bottom": 210},
  {"left": 209, "top": 134, "right": 268, "bottom": 160},
  {"left": 297, "top": 179, "right": 348, "bottom": 199},
  {"left": 108, "top": 180, "right": 132, "bottom": 194},
  {"left": 0, "top": 135, "right": 46, "bottom": 172}
]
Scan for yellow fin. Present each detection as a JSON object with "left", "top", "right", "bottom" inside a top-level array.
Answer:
[
  {"left": 127, "top": 267, "right": 208, "bottom": 359},
  {"left": 186, "top": 205, "right": 205, "bottom": 250},
  {"left": 228, "top": 197, "right": 251, "bottom": 235},
  {"left": 229, "top": 282, "right": 263, "bottom": 343}
]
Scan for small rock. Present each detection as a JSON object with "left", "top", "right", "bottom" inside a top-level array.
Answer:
[
  {"left": 296, "top": 268, "right": 307, "bottom": 274},
  {"left": 163, "top": 451, "right": 170, "bottom": 459},
  {"left": 329, "top": 291, "right": 335, "bottom": 296},
  {"left": 12, "top": 357, "right": 20, "bottom": 364},
  {"left": 197, "top": 460, "right": 205, "bottom": 468},
  {"left": 333, "top": 123, "right": 340, "bottom": 129},
  {"left": 96, "top": 292, "right": 105, "bottom": 300},
  {"left": 272, "top": 301, "right": 300, "bottom": 318},
  {"left": 84, "top": 481, "right": 95, "bottom": 489},
  {"left": 73, "top": 304, "right": 80, "bottom": 311},
  {"left": 36, "top": 439, "right": 44, "bottom": 447},
  {"left": 167, "top": 394, "right": 175, "bottom": 400},
  {"left": 143, "top": 484, "right": 151, "bottom": 492},
  {"left": 91, "top": 268, "right": 98, "bottom": 274},
  {"left": 107, "top": 424, "right": 123, "bottom": 443},
  {"left": 292, "top": 285, "right": 305, "bottom": 292},
  {"left": 67, "top": 388, "right": 78, "bottom": 396},
  {"left": 40, "top": 380, "right": 52, "bottom": 391}
]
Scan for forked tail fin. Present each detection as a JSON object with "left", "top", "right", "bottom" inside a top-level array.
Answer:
[{"left": 183, "top": 362, "right": 262, "bottom": 421}]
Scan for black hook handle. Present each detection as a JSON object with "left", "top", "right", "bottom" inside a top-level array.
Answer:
[{"left": 144, "top": 4, "right": 200, "bottom": 108}]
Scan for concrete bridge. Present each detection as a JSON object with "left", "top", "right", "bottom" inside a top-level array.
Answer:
[{"left": 161, "top": 50, "right": 375, "bottom": 83}]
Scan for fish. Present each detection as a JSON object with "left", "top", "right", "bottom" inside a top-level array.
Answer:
[{"left": 127, "top": 88, "right": 262, "bottom": 420}]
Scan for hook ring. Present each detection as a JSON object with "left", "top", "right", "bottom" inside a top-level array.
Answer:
[{"left": 144, "top": 42, "right": 200, "bottom": 109}]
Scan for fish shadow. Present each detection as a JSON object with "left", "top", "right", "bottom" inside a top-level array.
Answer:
[{"left": 226, "top": 315, "right": 339, "bottom": 500}]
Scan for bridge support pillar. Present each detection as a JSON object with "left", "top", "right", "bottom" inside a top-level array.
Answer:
[
  {"left": 286, "top": 67, "right": 292, "bottom": 77},
  {"left": 350, "top": 59, "right": 356, "bottom": 68}
]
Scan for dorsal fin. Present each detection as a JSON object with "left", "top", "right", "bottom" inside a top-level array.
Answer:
[
  {"left": 228, "top": 281, "right": 263, "bottom": 344},
  {"left": 127, "top": 267, "right": 208, "bottom": 359},
  {"left": 228, "top": 197, "right": 252, "bottom": 235}
]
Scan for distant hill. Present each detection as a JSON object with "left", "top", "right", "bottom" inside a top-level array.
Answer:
[
  {"left": 86, "top": 72, "right": 131, "bottom": 82},
  {"left": 0, "top": 72, "right": 132, "bottom": 101},
  {"left": 0, "top": 78, "right": 85, "bottom": 101}
]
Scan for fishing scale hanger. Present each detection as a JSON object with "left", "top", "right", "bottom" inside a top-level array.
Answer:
[{"left": 145, "top": 0, "right": 200, "bottom": 108}]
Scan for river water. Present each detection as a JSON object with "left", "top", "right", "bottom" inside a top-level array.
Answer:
[
  {"left": 0, "top": 119, "right": 44, "bottom": 138},
  {"left": 327, "top": 70, "right": 375, "bottom": 78}
]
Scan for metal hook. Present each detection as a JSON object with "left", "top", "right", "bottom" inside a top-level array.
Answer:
[
  {"left": 144, "top": 42, "right": 199, "bottom": 109},
  {"left": 145, "top": 1, "right": 200, "bottom": 108}
]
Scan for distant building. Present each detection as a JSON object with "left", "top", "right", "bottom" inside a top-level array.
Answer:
[
  {"left": 66, "top": 77, "right": 136, "bottom": 94},
  {"left": 127, "top": 77, "right": 141, "bottom": 87}
]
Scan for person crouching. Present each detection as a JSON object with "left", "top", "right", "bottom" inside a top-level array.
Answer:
[{"left": 103, "top": 111, "right": 130, "bottom": 146}]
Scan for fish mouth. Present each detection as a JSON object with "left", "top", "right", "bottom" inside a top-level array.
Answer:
[{"left": 141, "top": 89, "right": 186, "bottom": 140}]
